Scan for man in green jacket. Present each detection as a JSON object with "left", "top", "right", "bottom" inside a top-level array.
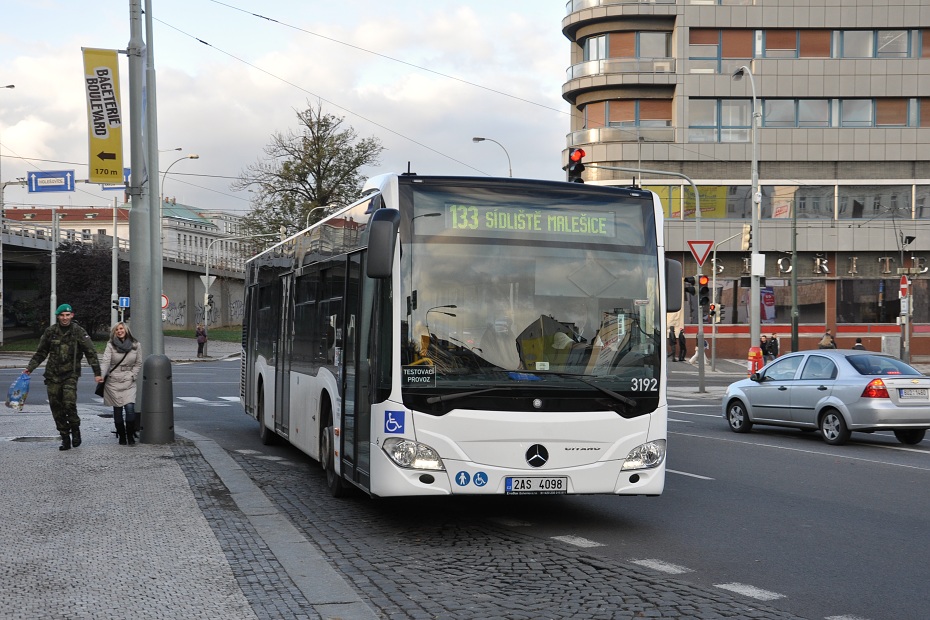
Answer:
[{"left": 25, "top": 304, "right": 103, "bottom": 451}]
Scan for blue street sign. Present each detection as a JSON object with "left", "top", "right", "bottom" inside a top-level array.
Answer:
[
  {"left": 27, "top": 170, "right": 75, "bottom": 193},
  {"left": 119, "top": 297, "right": 130, "bottom": 308},
  {"left": 101, "top": 167, "right": 131, "bottom": 191}
]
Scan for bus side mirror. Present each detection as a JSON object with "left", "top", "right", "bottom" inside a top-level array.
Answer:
[
  {"left": 666, "top": 259, "right": 682, "bottom": 312},
  {"left": 367, "top": 208, "right": 400, "bottom": 279}
]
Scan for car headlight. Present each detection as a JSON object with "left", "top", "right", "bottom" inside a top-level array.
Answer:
[
  {"left": 383, "top": 437, "right": 445, "bottom": 470},
  {"left": 621, "top": 439, "right": 666, "bottom": 470}
]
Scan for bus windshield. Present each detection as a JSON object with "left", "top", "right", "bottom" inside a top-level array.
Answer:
[{"left": 398, "top": 180, "right": 661, "bottom": 416}]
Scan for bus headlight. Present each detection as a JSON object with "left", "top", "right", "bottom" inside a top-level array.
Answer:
[
  {"left": 383, "top": 438, "right": 445, "bottom": 471},
  {"left": 621, "top": 439, "right": 666, "bottom": 470}
]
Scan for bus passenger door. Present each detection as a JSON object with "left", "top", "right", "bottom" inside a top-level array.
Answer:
[
  {"left": 340, "top": 254, "right": 366, "bottom": 488},
  {"left": 274, "top": 274, "right": 293, "bottom": 437}
]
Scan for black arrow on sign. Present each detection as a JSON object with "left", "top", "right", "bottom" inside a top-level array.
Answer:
[{"left": 97, "top": 151, "right": 116, "bottom": 160}]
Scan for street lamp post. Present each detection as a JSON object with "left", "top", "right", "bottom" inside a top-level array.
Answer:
[
  {"left": 305, "top": 205, "right": 328, "bottom": 229},
  {"left": 202, "top": 233, "right": 278, "bottom": 356},
  {"left": 160, "top": 153, "right": 199, "bottom": 201},
  {"left": 472, "top": 137, "right": 512, "bottom": 177},
  {"left": 0, "top": 84, "right": 15, "bottom": 346},
  {"left": 733, "top": 65, "right": 762, "bottom": 353}
]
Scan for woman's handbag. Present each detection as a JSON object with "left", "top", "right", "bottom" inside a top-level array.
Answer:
[{"left": 96, "top": 350, "right": 130, "bottom": 398}]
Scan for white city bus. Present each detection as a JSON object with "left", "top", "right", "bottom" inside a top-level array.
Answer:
[{"left": 241, "top": 173, "right": 682, "bottom": 497}]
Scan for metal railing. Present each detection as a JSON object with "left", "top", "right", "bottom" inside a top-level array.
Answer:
[{"left": 1, "top": 218, "right": 245, "bottom": 273}]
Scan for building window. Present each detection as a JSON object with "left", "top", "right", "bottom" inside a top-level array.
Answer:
[
  {"left": 799, "top": 30, "right": 832, "bottom": 58},
  {"left": 837, "top": 185, "right": 912, "bottom": 219},
  {"left": 840, "top": 31, "right": 873, "bottom": 57},
  {"left": 688, "top": 99, "right": 750, "bottom": 142},
  {"left": 839, "top": 100, "right": 872, "bottom": 127},
  {"left": 838, "top": 280, "right": 900, "bottom": 324},
  {"left": 875, "top": 98, "right": 908, "bottom": 126},
  {"left": 81, "top": 229, "right": 91, "bottom": 240},
  {"left": 764, "top": 30, "right": 798, "bottom": 58},
  {"left": 798, "top": 99, "right": 831, "bottom": 127},
  {"left": 639, "top": 32, "right": 672, "bottom": 58},
  {"left": 763, "top": 100, "right": 796, "bottom": 127},
  {"left": 877, "top": 30, "right": 909, "bottom": 57},
  {"left": 583, "top": 34, "right": 607, "bottom": 61},
  {"left": 688, "top": 29, "right": 753, "bottom": 73}
]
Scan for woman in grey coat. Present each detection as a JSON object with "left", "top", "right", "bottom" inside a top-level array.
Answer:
[{"left": 100, "top": 322, "right": 143, "bottom": 445}]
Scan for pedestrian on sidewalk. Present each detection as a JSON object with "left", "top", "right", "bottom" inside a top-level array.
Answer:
[
  {"left": 818, "top": 329, "right": 836, "bottom": 349},
  {"left": 196, "top": 323, "right": 207, "bottom": 358},
  {"left": 768, "top": 333, "right": 779, "bottom": 359},
  {"left": 24, "top": 304, "right": 102, "bottom": 451},
  {"left": 100, "top": 322, "right": 143, "bottom": 445},
  {"left": 689, "top": 336, "right": 709, "bottom": 365},
  {"left": 668, "top": 326, "right": 678, "bottom": 360},
  {"left": 852, "top": 337, "right": 866, "bottom": 350},
  {"left": 760, "top": 335, "right": 772, "bottom": 363},
  {"left": 677, "top": 329, "right": 687, "bottom": 361}
]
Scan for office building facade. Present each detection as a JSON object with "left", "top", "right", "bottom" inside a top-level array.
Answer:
[{"left": 562, "top": 0, "right": 930, "bottom": 357}]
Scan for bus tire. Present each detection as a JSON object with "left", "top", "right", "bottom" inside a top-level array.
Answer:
[
  {"left": 257, "top": 385, "right": 275, "bottom": 446},
  {"left": 321, "top": 409, "right": 347, "bottom": 498}
]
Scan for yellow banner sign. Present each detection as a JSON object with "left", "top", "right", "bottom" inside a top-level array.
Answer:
[{"left": 82, "top": 48, "right": 124, "bottom": 184}]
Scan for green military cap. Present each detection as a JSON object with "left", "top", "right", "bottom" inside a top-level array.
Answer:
[{"left": 56, "top": 304, "right": 73, "bottom": 315}]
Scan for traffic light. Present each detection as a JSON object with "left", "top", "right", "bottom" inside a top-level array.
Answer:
[
  {"left": 566, "top": 148, "right": 586, "bottom": 183},
  {"left": 698, "top": 274, "right": 710, "bottom": 308},
  {"left": 112, "top": 299, "right": 119, "bottom": 310},
  {"left": 741, "top": 223, "right": 752, "bottom": 251},
  {"left": 718, "top": 304, "right": 726, "bottom": 323},
  {"left": 708, "top": 303, "right": 717, "bottom": 318},
  {"left": 683, "top": 276, "right": 696, "bottom": 297}
]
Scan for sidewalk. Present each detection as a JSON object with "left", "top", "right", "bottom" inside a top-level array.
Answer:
[{"left": 0, "top": 336, "right": 378, "bottom": 619}]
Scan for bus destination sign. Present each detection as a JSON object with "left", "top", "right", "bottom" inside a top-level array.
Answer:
[{"left": 446, "top": 204, "right": 616, "bottom": 238}]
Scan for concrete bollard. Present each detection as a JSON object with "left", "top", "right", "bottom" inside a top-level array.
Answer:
[{"left": 140, "top": 354, "right": 174, "bottom": 444}]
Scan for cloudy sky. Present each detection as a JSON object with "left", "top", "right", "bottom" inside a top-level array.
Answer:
[{"left": 0, "top": 0, "right": 572, "bottom": 215}]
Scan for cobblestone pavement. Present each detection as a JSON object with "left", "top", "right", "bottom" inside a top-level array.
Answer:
[{"left": 229, "top": 450, "right": 809, "bottom": 620}]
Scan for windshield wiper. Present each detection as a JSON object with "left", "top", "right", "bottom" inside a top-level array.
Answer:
[
  {"left": 545, "top": 373, "right": 637, "bottom": 409},
  {"left": 426, "top": 388, "right": 503, "bottom": 405}
]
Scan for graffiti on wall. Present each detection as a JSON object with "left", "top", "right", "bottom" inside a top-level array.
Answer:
[
  {"left": 228, "top": 298, "right": 244, "bottom": 321},
  {"left": 164, "top": 301, "right": 187, "bottom": 327}
]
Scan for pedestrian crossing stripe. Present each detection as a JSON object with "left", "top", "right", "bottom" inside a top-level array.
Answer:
[{"left": 92, "top": 396, "right": 240, "bottom": 407}]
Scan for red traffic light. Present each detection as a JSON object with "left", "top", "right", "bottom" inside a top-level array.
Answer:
[
  {"left": 569, "top": 148, "right": 586, "bottom": 163},
  {"left": 698, "top": 274, "right": 709, "bottom": 287}
]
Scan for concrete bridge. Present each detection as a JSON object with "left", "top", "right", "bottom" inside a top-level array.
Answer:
[{"left": 2, "top": 221, "right": 244, "bottom": 336}]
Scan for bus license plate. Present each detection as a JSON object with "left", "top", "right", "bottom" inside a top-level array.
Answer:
[
  {"left": 505, "top": 477, "right": 567, "bottom": 495},
  {"left": 899, "top": 388, "right": 928, "bottom": 399}
]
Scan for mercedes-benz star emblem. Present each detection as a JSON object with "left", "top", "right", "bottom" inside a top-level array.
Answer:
[{"left": 525, "top": 444, "right": 549, "bottom": 468}]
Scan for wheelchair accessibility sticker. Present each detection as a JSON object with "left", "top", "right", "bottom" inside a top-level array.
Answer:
[
  {"left": 384, "top": 411, "right": 405, "bottom": 434},
  {"left": 455, "top": 471, "right": 488, "bottom": 487}
]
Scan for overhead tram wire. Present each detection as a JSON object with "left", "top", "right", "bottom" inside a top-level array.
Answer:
[
  {"left": 154, "top": 18, "right": 490, "bottom": 176},
  {"left": 159, "top": 7, "right": 831, "bottom": 185}
]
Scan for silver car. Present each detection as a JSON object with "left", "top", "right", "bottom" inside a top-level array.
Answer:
[{"left": 723, "top": 350, "right": 930, "bottom": 446}]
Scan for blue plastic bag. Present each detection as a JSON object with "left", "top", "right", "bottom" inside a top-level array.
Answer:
[{"left": 6, "top": 372, "right": 30, "bottom": 412}]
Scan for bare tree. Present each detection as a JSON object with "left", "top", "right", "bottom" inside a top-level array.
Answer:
[{"left": 233, "top": 100, "right": 383, "bottom": 238}]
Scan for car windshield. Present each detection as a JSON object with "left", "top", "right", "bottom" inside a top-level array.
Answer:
[{"left": 847, "top": 355, "right": 921, "bottom": 376}]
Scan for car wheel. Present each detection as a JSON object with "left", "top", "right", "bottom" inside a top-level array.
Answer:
[
  {"left": 893, "top": 429, "right": 926, "bottom": 445},
  {"left": 726, "top": 400, "right": 753, "bottom": 433},
  {"left": 819, "top": 409, "right": 850, "bottom": 445},
  {"left": 321, "top": 411, "right": 347, "bottom": 498},
  {"left": 258, "top": 386, "right": 275, "bottom": 446}
]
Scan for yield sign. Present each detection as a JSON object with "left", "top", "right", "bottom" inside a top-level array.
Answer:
[
  {"left": 900, "top": 275, "right": 909, "bottom": 299},
  {"left": 687, "top": 240, "right": 714, "bottom": 267}
]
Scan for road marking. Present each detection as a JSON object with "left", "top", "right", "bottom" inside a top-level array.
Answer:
[
  {"left": 714, "top": 582, "right": 784, "bottom": 601},
  {"left": 825, "top": 615, "right": 871, "bottom": 620},
  {"left": 629, "top": 559, "right": 692, "bottom": 574},
  {"left": 552, "top": 535, "right": 604, "bottom": 548},
  {"left": 235, "top": 449, "right": 261, "bottom": 455},
  {"left": 667, "top": 469, "right": 714, "bottom": 480},
  {"left": 178, "top": 396, "right": 208, "bottom": 402},
  {"left": 672, "top": 431, "right": 930, "bottom": 471},
  {"left": 668, "top": 418, "right": 694, "bottom": 424},
  {"left": 486, "top": 517, "right": 533, "bottom": 527},
  {"left": 218, "top": 396, "right": 241, "bottom": 401}
]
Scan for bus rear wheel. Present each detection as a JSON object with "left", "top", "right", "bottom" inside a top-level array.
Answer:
[
  {"left": 258, "top": 386, "right": 275, "bottom": 446},
  {"left": 321, "top": 415, "right": 347, "bottom": 498}
]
